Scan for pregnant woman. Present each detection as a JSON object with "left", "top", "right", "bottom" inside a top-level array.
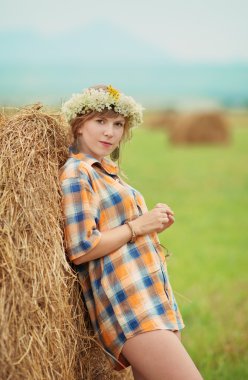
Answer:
[{"left": 59, "top": 84, "right": 203, "bottom": 380}]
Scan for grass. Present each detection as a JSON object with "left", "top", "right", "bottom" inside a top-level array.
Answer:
[{"left": 121, "top": 113, "right": 248, "bottom": 379}]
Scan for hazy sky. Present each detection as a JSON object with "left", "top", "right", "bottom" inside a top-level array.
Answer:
[{"left": 1, "top": 0, "right": 248, "bottom": 63}]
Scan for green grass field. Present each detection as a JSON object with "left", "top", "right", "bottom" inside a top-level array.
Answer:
[{"left": 121, "top": 114, "right": 248, "bottom": 379}]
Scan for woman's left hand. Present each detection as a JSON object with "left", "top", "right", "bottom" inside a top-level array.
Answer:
[{"left": 154, "top": 203, "right": 175, "bottom": 232}]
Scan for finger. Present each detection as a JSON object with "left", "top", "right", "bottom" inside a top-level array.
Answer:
[
  {"left": 157, "top": 203, "right": 174, "bottom": 213},
  {"left": 165, "top": 209, "right": 175, "bottom": 216},
  {"left": 160, "top": 216, "right": 169, "bottom": 223},
  {"left": 166, "top": 216, "right": 175, "bottom": 224},
  {"left": 155, "top": 203, "right": 164, "bottom": 208},
  {"left": 160, "top": 208, "right": 174, "bottom": 216},
  {"left": 162, "top": 215, "right": 175, "bottom": 224},
  {"left": 156, "top": 202, "right": 170, "bottom": 208},
  {"left": 155, "top": 202, "right": 169, "bottom": 207}
]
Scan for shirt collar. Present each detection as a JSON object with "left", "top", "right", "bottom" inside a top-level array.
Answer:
[{"left": 68, "top": 145, "right": 119, "bottom": 175}]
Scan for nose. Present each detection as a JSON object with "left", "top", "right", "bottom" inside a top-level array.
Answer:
[{"left": 103, "top": 122, "right": 114, "bottom": 137}]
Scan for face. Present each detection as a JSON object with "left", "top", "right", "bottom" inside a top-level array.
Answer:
[{"left": 77, "top": 114, "right": 125, "bottom": 161}]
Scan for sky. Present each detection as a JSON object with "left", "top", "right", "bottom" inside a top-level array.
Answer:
[{"left": 1, "top": 0, "right": 248, "bottom": 63}]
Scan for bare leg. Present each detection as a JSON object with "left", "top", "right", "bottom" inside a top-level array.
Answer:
[
  {"left": 132, "top": 367, "right": 147, "bottom": 380},
  {"left": 131, "top": 330, "right": 181, "bottom": 380},
  {"left": 121, "top": 330, "right": 203, "bottom": 380},
  {"left": 174, "top": 329, "right": 181, "bottom": 341},
  {"left": 131, "top": 331, "right": 181, "bottom": 380}
]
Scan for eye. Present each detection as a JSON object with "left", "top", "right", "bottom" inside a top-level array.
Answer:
[
  {"left": 115, "top": 122, "right": 124, "bottom": 127},
  {"left": 96, "top": 119, "right": 104, "bottom": 124}
]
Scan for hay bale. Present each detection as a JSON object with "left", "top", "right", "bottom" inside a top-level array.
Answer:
[
  {"left": 146, "top": 110, "right": 178, "bottom": 131},
  {"left": 0, "top": 105, "right": 133, "bottom": 380},
  {"left": 168, "top": 112, "right": 231, "bottom": 145},
  {"left": 0, "top": 110, "right": 6, "bottom": 129}
]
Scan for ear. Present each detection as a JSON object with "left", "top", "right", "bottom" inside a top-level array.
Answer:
[{"left": 77, "top": 125, "right": 83, "bottom": 134}]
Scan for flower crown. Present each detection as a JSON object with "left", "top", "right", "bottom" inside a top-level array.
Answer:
[{"left": 61, "top": 85, "right": 145, "bottom": 129}]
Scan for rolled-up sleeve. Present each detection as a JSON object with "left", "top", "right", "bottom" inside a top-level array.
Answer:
[{"left": 60, "top": 176, "right": 101, "bottom": 262}]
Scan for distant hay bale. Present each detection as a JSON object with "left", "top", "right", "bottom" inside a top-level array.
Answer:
[
  {"left": 168, "top": 112, "right": 231, "bottom": 145},
  {"left": 0, "top": 105, "right": 133, "bottom": 380},
  {"left": 1, "top": 106, "right": 20, "bottom": 119},
  {"left": 0, "top": 110, "right": 6, "bottom": 128},
  {"left": 146, "top": 110, "right": 178, "bottom": 131}
]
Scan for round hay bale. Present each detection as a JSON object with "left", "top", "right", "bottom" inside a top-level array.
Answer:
[
  {"left": 0, "top": 110, "right": 7, "bottom": 129},
  {"left": 168, "top": 112, "right": 231, "bottom": 145},
  {"left": 146, "top": 109, "right": 178, "bottom": 131},
  {"left": 0, "top": 105, "right": 133, "bottom": 380}
]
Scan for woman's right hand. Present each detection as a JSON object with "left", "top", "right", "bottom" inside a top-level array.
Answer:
[{"left": 131, "top": 203, "right": 175, "bottom": 236}]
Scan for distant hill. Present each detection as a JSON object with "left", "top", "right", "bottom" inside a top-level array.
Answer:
[
  {"left": 0, "top": 22, "right": 248, "bottom": 107},
  {"left": 0, "top": 21, "right": 172, "bottom": 65}
]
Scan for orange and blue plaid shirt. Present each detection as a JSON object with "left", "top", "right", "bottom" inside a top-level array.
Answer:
[{"left": 59, "top": 146, "right": 185, "bottom": 370}]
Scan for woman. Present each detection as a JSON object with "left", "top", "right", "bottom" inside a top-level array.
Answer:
[{"left": 59, "top": 84, "right": 203, "bottom": 380}]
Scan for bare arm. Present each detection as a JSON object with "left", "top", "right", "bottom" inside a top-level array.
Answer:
[
  {"left": 73, "top": 223, "right": 132, "bottom": 265},
  {"left": 72, "top": 203, "right": 175, "bottom": 265}
]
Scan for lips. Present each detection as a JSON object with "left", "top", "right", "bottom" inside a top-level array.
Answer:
[{"left": 99, "top": 141, "right": 113, "bottom": 147}]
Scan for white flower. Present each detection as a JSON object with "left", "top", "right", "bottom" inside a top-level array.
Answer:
[{"left": 61, "top": 86, "right": 145, "bottom": 129}]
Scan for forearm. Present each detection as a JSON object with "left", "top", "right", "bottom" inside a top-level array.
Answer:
[{"left": 72, "top": 223, "right": 132, "bottom": 265}]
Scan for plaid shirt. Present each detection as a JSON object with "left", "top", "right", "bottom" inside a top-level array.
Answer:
[{"left": 59, "top": 146, "right": 185, "bottom": 370}]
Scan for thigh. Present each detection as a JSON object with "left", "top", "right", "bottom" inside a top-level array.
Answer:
[
  {"left": 132, "top": 366, "right": 147, "bottom": 380},
  {"left": 174, "top": 329, "right": 181, "bottom": 341},
  {"left": 121, "top": 330, "right": 203, "bottom": 380},
  {"left": 131, "top": 331, "right": 181, "bottom": 380}
]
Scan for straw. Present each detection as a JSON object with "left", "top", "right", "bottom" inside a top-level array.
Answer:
[{"left": 0, "top": 105, "right": 133, "bottom": 379}]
